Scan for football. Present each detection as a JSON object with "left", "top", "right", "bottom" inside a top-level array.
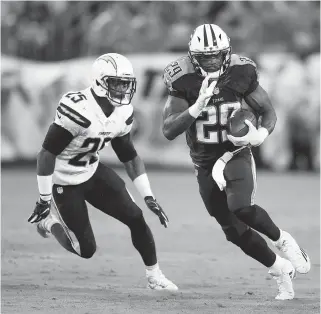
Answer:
[{"left": 227, "top": 109, "right": 258, "bottom": 137}]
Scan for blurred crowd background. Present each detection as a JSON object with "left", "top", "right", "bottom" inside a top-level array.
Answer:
[
  {"left": 2, "top": 1, "right": 320, "bottom": 59},
  {"left": 1, "top": 1, "right": 320, "bottom": 171}
]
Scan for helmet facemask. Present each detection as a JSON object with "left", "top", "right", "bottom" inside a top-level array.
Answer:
[
  {"left": 189, "top": 47, "right": 231, "bottom": 77},
  {"left": 96, "top": 75, "right": 137, "bottom": 106}
]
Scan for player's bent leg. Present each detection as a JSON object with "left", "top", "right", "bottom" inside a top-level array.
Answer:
[
  {"left": 196, "top": 163, "right": 276, "bottom": 267},
  {"left": 196, "top": 161, "right": 294, "bottom": 299},
  {"left": 234, "top": 203, "right": 310, "bottom": 274},
  {"left": 51, "top": 184, "right": 97, "bottom": 259},
  {"left": 225, "top": 149, "right": 280, "bottom": 239},
  {"left": 121, "top": 200, "right": 178, "bottom": 291},
  {"left": 223, "top": 216, "right": 295, "bottom": 300},
  {"left": 225, "top": 150, "right": 310, "bottom": 274},
  {"left": 234, "top": 205, "right": 280, "bottom": 241},
  {"left": 85, "top": 163, "right": 177, "bottom": 290},
  {"left": 223, "top": 217, "right": 276, "bottom": 267}
]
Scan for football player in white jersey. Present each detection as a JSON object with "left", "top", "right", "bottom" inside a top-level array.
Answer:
[{"left": 27, "top": 53, "right": 178, "bottom": 291}]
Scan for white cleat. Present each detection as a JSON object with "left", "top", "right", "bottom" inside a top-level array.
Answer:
[
  {"left": 147, "top": 270, "right": 178, "bottom": 291},
  {"left": 272, "top": 230, "right": 311, "bottom": 274},
  {"left": 269, "top": 259, "right": 295, "bottom": 300}
]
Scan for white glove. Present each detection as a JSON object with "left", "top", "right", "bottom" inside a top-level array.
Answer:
[
  {"left": 212, "top": 152, "right": 234, "bottom": 191},
  {"left": 189, "top": 74, "right": 218, "bottom": 118},
  {"left": 227, "top": 120, "right": 269, "bottom": 147}
]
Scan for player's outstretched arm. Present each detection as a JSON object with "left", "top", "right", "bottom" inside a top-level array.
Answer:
[
  {"left": 28, "top": 123, "right": 74, "bottom": 223},
  {"left": 111, "top": 135, "right": 169, "bottom": 227},
  {"left": 163, "top": 74, "right": 218, "bottom": 140}
]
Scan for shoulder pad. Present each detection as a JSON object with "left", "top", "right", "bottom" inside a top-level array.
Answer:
[
  {"left": 57, "top": 91, "right": 91, "bottom": 129},
  {"left": 229, "top": 54, "right": 257, "bottom": 68},
  {"left": 163, "top": 56, "right": 194, "bottom": 88},
  {"left": 59, "top": 90, "right": 88, "bottom": 109}
]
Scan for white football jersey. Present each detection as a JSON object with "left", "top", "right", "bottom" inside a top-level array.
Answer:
[{"left": 53, "top": 87, "right": 133, "bottom": 185}]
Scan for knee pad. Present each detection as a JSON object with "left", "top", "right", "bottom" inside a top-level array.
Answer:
[
  {"left": 234, "top": 205, "right": 262, "bottom": 227},
  {"left": 234, "top": 206, "right": 254, "bottom": 219},
  {"left": 222, "top": 220, "right": 249, "bottom": 245}
]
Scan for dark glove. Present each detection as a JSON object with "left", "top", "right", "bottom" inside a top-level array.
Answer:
[
  {"left": 28, "top": 199, "right": 50, "bottom": 223},
  {"left": 144, "top": 196, "right": 169, "bottom": 228}
]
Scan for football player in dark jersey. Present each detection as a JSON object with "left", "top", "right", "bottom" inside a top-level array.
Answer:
[{"left": 162, "top": 24, "right": 310, "bottom": 300}]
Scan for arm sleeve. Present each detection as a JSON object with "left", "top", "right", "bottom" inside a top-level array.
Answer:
[
  {"left": 111, "top": 133, "right": 137, "bottom": 163},
  {"left": 42, "top": 123, "right": 74, "bottom": 155}
]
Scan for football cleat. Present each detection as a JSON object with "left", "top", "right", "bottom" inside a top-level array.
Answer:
[
  {"left": 269, "top": 259, "right": 295, "bottom": 300},
  {"left": 147, "top": 270, "right": 178, "bottom": 291},
  {"left": 272, "top": 230, "right": 311, "bottom": 274}
]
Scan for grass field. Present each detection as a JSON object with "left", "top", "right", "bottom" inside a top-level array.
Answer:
[{"left": 1, "top": 168, "right": 320, "bottom": 314}]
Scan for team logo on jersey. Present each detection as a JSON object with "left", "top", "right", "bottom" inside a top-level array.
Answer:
[
  {"left": 57, "top": 186, "right": 63, "bottom": 194},
  {"left": 213, "top": 97, "right": 224, "bottom": 102},
  {"left": 99, "top": 131, "right": 112, "bottom": 136}
]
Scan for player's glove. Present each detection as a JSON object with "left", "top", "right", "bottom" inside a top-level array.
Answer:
[
  {"left": 212, "top": 152, "right": 234, "bottom": 191},
  {"left": 28, "top": 199, "right": 51, "bottom": 223},
  {"left": 144, "top": 196, "right": 169, "bottom": 228},
  {"left": 227, "top": 120, "right": 269, "bottom": 147},
  {"left": 189, "top": 74, "right": 218, "bottom": 118}
]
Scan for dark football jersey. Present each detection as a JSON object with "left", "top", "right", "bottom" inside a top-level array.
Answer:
[{"left": 163, "top": 54, "right": 259, "bottom": 167}]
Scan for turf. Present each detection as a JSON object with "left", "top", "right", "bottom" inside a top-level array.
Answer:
[{"left": 1, "top": 169, "right": 320, "bottom": 314}]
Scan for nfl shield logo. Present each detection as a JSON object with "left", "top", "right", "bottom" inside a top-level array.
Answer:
[{"left": 57, "top": 186, "right": 63, "bottom": 194}]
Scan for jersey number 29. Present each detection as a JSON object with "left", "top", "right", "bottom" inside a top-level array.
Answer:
[{"left": 196, "top": 102, "right": 241, "bottom": 143}]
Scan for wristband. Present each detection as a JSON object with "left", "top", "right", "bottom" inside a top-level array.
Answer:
[
  {"left": 133, "top": 173, "right": 154, "bottom": 199},
  {"left": 37, "top": 175, "right": 52, "bottom": 201}
]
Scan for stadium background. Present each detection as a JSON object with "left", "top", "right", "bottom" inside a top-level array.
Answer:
[{"left": 1, "top": 1, "right": 320, "bottom": 314}]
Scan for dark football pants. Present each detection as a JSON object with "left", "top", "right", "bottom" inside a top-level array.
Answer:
[
  {"left": 52, "top": 162, "right": 157, "bottom": 264},
  {"left": 195, "top": 148, "right": 256, "bottom": 236},
  {"left": 195, "top": 148, "right": 279, "bottom": 267}
]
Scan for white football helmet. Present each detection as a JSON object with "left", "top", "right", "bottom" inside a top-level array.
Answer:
[
  {"left": 91, "top": 53, "right": 137, "bottom": 106},
  {"left": 188, "top": 24, "right": 231, "bottom": 77}
]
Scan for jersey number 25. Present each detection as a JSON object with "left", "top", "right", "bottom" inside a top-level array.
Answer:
[{"left": 69, "top": 137, "right": 111, "bottom": 167}]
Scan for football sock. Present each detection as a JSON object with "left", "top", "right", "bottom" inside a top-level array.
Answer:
[
  {"left": 146, "top": 262, "right": 160, "bottom": 277},
  {"left": 234, "top": 205, "right": 281, "bottom": 241},
  {"left": 237, "top": 228, "right": 276, "bottom": 267},
  {"left": 269, "top": 254, "right": 285, "bottom": 274}
]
